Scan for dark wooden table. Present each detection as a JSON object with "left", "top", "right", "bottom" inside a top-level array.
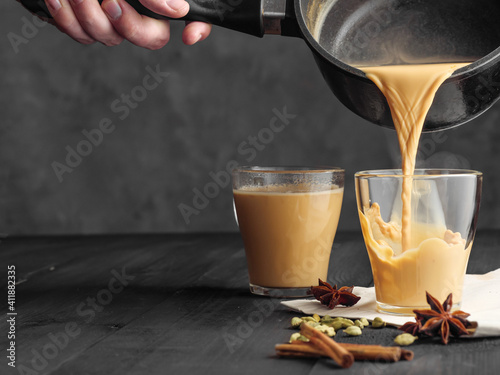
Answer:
[{"left": 2, "top": 231, "right": 500, "bottom": 375}]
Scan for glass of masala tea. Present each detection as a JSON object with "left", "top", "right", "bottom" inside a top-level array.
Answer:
[
  {"left": 232, "top": 166, "right": 345, "bottom": 297},
  {"left": 355, "top": 169, "right": 482, "bottom": 315}
]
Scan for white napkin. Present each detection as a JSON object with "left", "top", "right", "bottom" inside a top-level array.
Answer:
[{"left": 281, "top": 268, "right": 500, "bottom": 338}]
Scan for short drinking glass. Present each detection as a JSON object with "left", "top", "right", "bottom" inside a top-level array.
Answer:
[
  {"left": 355, "top": 169, "right": 482, "bottom": 314},
  {"left": 233, "top": 166, "right": 345, "bottom": 297}
]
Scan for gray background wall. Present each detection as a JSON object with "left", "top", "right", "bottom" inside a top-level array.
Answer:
[{"left": 1, "top": 2, "right": 499, "bottom": 235}]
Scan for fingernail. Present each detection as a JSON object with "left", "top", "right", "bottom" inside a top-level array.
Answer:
[
  {"left": 70, "top": 0, "right": 84, "bottom": 5},
  {"left": 167, "top": 0, "right": 188, "bottom": 12},
  {"left": 194, "top": 34, "right": 202, "bottom": 44},
  {"left": 46, "top": 0, "right": 62, "bottom": 12},
  {"left": 103, "top": 0, "right": 122, "bottom": 20}
]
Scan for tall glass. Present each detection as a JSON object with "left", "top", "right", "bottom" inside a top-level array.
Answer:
[
  {"left": 355, "top": 169, "right": 482, "bottom": 314},
  {"left": 233, "top": 166, "right": 345, "bottom": 297}
]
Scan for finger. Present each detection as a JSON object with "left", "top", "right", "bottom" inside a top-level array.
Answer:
[
  {"left": 24, "top": 0, "right": 54, "bottom": 25},
  {"left": 182, "top": 21, "right": 212, "bottom": 45},
  {"left": 138, "top": 0, "right": 189, "bottom": 17},
  {"left": 44, "top": 0, "right": 95, "bottom": 44},
  {"left": 67, "top": 0, "right": 123, "bottom": 46},
  {"left": 102, "top": 0, "right": 171, "bottom": 50}
]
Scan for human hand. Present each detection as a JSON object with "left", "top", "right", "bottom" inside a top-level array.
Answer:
[{"left": 41, "top": 0, "right": 212, "bottom": 49}]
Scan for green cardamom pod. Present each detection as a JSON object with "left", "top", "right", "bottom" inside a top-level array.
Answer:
[
  {"left": 291, "top": 317, "right": 303, "bottom": 328},
  {"left": 372, "top": 317, "right": 386, "bottom": 328},
  {"left": 344, "top": 326, "right": 362, "bottom": 336},
  {"left": 394, "top": 333, "right": 418, "bottom": 346},
  {"left": 341, "top": 318, "right": 355, "bottom": 328}
]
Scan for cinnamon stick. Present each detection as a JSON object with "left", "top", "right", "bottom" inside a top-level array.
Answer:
[
  {"left": 338, "top": 343, "right": 402, "bottom": 362},
  {"left": 276, "top": 342, "right": 414, "bottom": 362},
  {"left": 400, "top": 349, "right": 414, "bottom": 361},
  {"left": 300, "top": 323, "right": 354, "bottom": 368},
  {"left": 276, "top": 343, "right": 326, "bottom": 357}
]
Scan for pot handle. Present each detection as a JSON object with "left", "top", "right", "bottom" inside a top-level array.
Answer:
[{"left": 21, "top": 0, "right": 265, "bottom": 37}]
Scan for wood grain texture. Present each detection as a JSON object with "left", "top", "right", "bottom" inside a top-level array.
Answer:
[{"left": 1, "top": 231, "right": 500, "bottom": 375}]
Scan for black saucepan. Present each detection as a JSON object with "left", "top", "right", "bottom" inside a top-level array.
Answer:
[{"left": 22, "top": 0, "right": 500, "bottom": 132}]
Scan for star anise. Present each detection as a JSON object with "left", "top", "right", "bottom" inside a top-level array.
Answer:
[
  {"left": 399, "top": 292, "right": 471, "bottom": 345},
  {"left": 310, "top": 279, "right": 361, "bottom": 309},
  {"left": 399, "top": 319, "right": 422, "bottom": 336}
]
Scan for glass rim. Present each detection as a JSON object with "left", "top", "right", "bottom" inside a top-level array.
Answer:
[
  {"left": 354, "top": 168, "right": 483, "bottom": 178},
  {"left": 233, "top": 166, "right": 345, "bottom": 174}
]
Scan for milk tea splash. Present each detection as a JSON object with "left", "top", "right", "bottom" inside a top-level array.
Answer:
[
  {"left": 361, "top": 63, "right": 469, "bottom": 251},
  {"left": 357, "top": 63, "right": 471, "bottom": 310}
]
